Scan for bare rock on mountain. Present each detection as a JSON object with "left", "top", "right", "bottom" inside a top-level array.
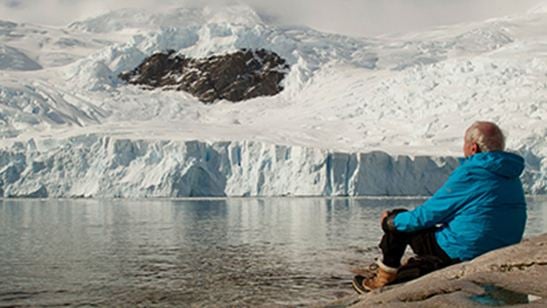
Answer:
[{"left": 119, "top": 49, "right": 289, "bottom": 103}]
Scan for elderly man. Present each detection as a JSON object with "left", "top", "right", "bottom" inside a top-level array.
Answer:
[{"left": 353, "top": 121, "right": 527, "bottom": 293}]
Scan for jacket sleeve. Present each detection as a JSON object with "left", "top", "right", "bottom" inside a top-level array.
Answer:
[{"left": 393, "top": 167, "right": 471, "bottom": 232}]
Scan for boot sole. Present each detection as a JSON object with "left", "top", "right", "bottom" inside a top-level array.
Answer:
[{"left": 351, "top": 275, "right": 370, "bottom": 294}]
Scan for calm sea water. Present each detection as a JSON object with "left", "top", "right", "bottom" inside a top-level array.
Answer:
[{"left": 0, "top": 197, "right": 545, "bottom": 306}]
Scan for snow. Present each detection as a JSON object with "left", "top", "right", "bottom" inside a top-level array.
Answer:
[
  {"left": 0, "top": 4, "right": 545, "bottom": 197},
  {"left": 528, "top": 3, "right": 547, "bottom": 14},
  {"left": 0, "top": 44, "right": 42, "bottom": 70}
]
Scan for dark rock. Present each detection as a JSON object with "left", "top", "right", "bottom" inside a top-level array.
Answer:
[{"left": 119, "top": 49, "right": 290, "bottom": 103}]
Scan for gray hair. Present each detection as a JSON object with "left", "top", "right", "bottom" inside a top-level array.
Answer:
[{"left": 465, "top": 121, "right": 506, "bottom": 152}]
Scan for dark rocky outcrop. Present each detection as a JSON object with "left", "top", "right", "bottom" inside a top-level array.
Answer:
[{"left": 119, "top": 49, "right": 290, "bottom": 103}]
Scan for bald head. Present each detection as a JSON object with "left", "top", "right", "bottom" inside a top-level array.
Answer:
[{"left": 464, "top": 121, "right": 505, "bottom": 154}]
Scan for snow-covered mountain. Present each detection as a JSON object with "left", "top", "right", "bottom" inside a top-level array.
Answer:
[{"left": 0, "top": 4, "right": 545, "bottom": 197}]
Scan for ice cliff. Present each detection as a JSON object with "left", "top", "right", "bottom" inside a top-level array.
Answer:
[
  {"left": 0, "top": 135, "right": 543, "bottom": 198},
  {"left": 0, "top": 136, "right": 463, "bottom": 198}
]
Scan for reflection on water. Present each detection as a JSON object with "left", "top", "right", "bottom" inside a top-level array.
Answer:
[
  {"left": 469, "top": 283, "right": 542, "bottom": 306},
  {"left": 0, "top": 197, "right": 545, "bottom": 306}
]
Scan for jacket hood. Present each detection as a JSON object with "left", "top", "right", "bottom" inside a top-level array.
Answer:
[{"left": 464, "top": 151, "right": 525, "bottom": 179}]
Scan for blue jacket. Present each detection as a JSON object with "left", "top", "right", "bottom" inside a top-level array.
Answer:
[{"left": 393, "top": 151, "right": 527, "bottom": 261}]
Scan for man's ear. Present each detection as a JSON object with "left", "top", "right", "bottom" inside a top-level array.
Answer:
[{"left": 472, "top": 143, "right": 480, "bottom": 154}]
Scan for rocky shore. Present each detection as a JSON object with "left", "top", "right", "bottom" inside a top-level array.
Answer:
[{"left": 332, "top": 233, "right": 547, "bottom": 307}]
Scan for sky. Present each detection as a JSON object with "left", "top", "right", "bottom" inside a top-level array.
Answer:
[{"left": 0, "top": 0, "right": 544, "bottom": 36}]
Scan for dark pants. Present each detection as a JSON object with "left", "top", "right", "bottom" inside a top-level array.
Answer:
[{"left": 380, "top": 227, "right": 455, "bottom": 269}]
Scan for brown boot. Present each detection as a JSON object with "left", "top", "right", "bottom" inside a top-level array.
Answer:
[{"left": 363, "top": 261, "right": 398, "bottom": 290}]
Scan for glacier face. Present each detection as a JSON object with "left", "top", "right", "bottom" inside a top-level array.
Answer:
[
  {"left": 1, "top": 135, "right": 544, "bottom": 198},
  {"left": 0, "top": 136, "right": 463, "bottom": 198}
]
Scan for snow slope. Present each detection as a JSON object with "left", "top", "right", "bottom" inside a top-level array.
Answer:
[{"left": 0, "top": 4, "right": 545, "bottom": 197}]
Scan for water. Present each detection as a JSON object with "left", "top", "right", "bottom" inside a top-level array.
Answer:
[
  {"left": 0, "top": 197, "right": 545, "bottom": 306},
  {"left": 469, "top": 284, "right": 542, "bottom": 306}
]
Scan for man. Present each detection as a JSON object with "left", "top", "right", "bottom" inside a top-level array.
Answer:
[{"left": 353, "top": 121, "right": 527, "bottom": 292}]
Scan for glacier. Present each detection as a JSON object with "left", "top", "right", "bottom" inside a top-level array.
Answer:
[
  {"left": 0, "top": 136, "right": 462, "bottom": 198},
  {"left": 0, "top": 4, "right": 545, "bottom": 197},
  {"left": 0, "top": 136, "right": 544, "bottom": 198}
]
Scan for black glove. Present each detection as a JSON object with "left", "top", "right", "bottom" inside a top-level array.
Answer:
[{"left": 381, "top": 208, "right": 408, "bottom": 233}]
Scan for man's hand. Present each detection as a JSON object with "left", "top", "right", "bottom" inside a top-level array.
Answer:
[
  {"left": 380, "top": 210, "right": 389, "bottom": 225},
  {"left": 381, "top": 208, "right": 408, "bottom": 233}
]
